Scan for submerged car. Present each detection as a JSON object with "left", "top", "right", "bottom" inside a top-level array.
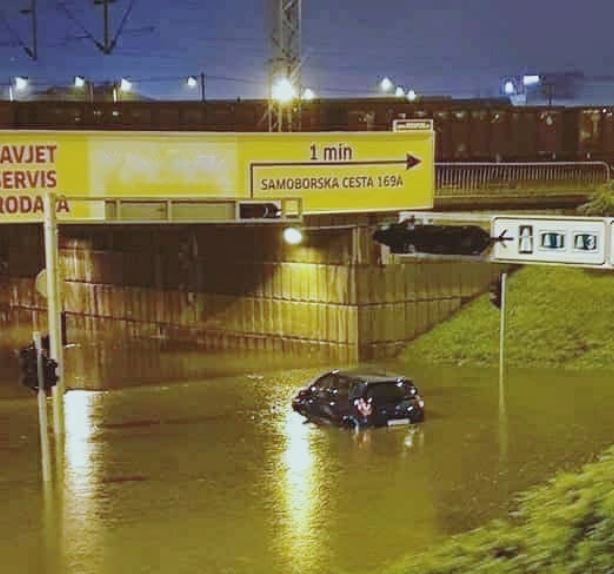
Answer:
[{"left": 292, "top": 370, "right": 424, "bottom": 429}]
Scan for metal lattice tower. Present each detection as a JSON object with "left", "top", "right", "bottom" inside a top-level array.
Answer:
[{"left": 268, "top": 0, "right": 302, "bottom": 131}]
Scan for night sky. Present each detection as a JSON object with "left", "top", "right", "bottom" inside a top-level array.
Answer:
[{"left": 1, "top": 0, "right": 614, "bottom": 100}]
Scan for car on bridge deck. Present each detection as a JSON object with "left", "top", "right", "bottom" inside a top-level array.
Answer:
[{"left": 292, "top": 370, "right": 424, "bottom": 429}]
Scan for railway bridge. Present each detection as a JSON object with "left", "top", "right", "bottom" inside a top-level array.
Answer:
[{"left": 0, "top": 126, "right": 611, "bottom": 365}]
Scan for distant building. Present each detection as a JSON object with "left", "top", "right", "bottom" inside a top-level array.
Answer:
[{"left": 500, "top": 71, "right": 614, "bottom": 106}]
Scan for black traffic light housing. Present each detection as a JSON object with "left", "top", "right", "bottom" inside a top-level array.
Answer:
[
  {"left": 373, "top": 221, "right": 493, "bottom": 256},
  {"left": 19, "top": 345, "right": 38, "bottom": 392},
  {"left": 489, "top": 276, "right": 503, "bottom": 309},
  {"left": 18, "top": 341, "right": 59, "bottom": 393}
]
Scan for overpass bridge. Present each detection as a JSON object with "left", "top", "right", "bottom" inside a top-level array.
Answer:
[{"left": 0, "top": 128, "right": 611, "bottom": 366}]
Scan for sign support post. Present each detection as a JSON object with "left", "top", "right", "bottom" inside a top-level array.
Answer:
[
  {"left": 43, "top": 193, "right": 64, "bottom": 437},
  {"left": 33, "top": 331, "right": 52, "bottom": 482},
  {"left": 499, "top": 272, "right": 508, "bottom": 390}
]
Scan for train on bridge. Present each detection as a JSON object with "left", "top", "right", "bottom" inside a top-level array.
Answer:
[{"left": 0, "top": 98, "right": 612, "bottom": 164}]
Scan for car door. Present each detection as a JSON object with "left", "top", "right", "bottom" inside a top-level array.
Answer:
[
  {"left": 328, "top": 376, "right": 352, "bottom": 420},
  {"left": 309, "top": 373, "right": 336, "bottom": 419}
]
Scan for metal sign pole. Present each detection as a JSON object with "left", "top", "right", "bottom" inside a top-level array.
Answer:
[
  {"left": 33, "top": 331, "right": 52, "bottom": 482},
  {"left": 43, "top": 193, "right": 64, "bottom": 436},
  {"left": 499, "top": 272, "right": 508, "bottom": 389}
]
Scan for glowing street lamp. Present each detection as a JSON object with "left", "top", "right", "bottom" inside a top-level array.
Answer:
[
  {"left": 272, "top": 77, "right": 297, "bottom": 104},
  {"left": 186, "top": 73, "right": 206, "bottom": 102},
  {"left": 8, "top": 76, "right": 28, "bottom": 102},
  {"left": 380, "top": 77, "right": 393, "bottom": 93},
  {"left": 74, "top": 75, "right": 95, "bottom": 102},
  {"left": 395, "top": 86, "right": 405, "bottom": 98},
  {"left": 407, "top": 89, "right": 417, "bottom": 102},
  {"left": 503, "top": 80, "right": 516, "bottom": 96},
  {"left": 301, "top": 88, "right": 316, "bottom": 101},
  {"left": 15, "top": 76, "right": 29, "bottom": 91},
  {"left": 119, "top": 78, "right": 132, "bottom": 93},
  {"left": 283, "top": 227, "right": 303, "bottom": 245}
]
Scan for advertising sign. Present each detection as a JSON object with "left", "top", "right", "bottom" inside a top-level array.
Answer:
[{"left": 0, "top": 130, "right": 434, "bottom": 222}]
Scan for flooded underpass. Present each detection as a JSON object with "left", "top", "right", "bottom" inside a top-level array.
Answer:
[{"left": 2, "top": 320, "right": 614, "bottom": 574}]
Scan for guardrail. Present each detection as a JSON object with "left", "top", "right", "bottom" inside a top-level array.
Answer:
[
  {"left": 58, "top": 196, "right": 303, "bottom": 224},
  {"left": 435, "top": 162, "right": 611, "bottom": 197}
]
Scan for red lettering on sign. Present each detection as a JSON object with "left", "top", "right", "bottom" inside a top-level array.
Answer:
[{"left": 0, "top": 194, "right": 70, "bottom": 215}]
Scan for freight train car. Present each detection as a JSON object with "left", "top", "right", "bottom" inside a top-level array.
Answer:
[{"left": 0, "top": 99, "right": 612, "bottom": 164}]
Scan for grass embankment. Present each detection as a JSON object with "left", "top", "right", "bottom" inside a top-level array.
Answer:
[
  {"left": 403, "top": 266, "right": 614, "bottom": 370},
  {"left": 386, "top": 447, "right": 614, "bottom": 574}
]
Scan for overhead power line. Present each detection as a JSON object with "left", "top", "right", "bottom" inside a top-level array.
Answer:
[
  {"left": 56, "top": 0, "right": 137, "bottom": 55},
  {"left": 0, "top": 0, "right": 38, "bottom": 60}
]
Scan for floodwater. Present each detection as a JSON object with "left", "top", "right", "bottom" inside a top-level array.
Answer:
[{"left": 2, "top": 321, "right": 614, "bottom": 574}]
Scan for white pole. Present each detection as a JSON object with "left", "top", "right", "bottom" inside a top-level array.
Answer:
[
  {"left": 43, "top": 193, "right": 64, "bottom": 436},
  {"left": 498, "top": 272, "right": 508, "bottom": 390},
  {"left": 34, "top": 332, "right": 52, "bottom": 482}
]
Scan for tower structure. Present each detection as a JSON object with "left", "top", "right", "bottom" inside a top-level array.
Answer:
[{"left": 268, "top": 0, "right": 302, "bottom": 131}]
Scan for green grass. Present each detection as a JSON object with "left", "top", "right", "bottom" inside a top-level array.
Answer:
[
  {"left": 402, "top": 266, "right": 614, "bottom": 371},
  {"left": 383, "top": 446, "right": 614, "bottom": 574},
  {"left": 388, "top": 265, "right": 614, "bottom": 573}
]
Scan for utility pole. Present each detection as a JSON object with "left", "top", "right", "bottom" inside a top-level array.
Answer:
[
  {"left": 58, "top": 0, "right": 136, "bottom": 56},
  {"left": 268, "top": 0, "right": 301, "bottom": 132},
  {"left": 93, "top": 0, "right": 116, "bottom": 54},
  {"left": 200, "top": 72, "right": 206, "bottom": 103}
]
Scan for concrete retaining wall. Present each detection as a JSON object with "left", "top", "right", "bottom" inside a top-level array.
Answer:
[{"left": 0, "top": 223, "right": 503, "bottom": 360}]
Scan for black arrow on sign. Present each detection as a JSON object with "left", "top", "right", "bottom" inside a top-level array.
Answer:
[
  {"left": 493, "top": 229, "right": 514, "bottom": 249},
  {"left": 251, "top": 154, "right": 421, "bottom": 171},
  {"left": 249, "top": 154, "right": 422, "bottom": 197}
]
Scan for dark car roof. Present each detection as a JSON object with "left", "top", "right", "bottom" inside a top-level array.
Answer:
[{"left": 334, "top": 369, "right": 410, "bottom": 385}]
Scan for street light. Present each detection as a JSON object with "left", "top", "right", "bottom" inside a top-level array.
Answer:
[
  {"left": 283, "top": 227, "right": 303, "bottom": 245},
  {"left": 15, "top": 76, "right": 29, "bottom": 91},
  {"left": 395, "top": 86, "right": 405, "bottom": 98},
  {"left": 8, "top": 76, "right": 29, "bottom": 102},
  {"left": 301, "top": 88, "right": 316, "bottom": 101},
  {"left": 272, "top": 77, "right": 297, "bottom": 104},
  {"left": 119, "top": 78, "right": 132, "bottom": 93},
  {"left": 503, "top": 80, "right": 515, "bottom": 96},
  {"left": 407, "top": 89, "right": 417, "bottom": 102},
  {"left": 74, "top": 75, "right": 95, "bottom": 102},
  {"left": 186, "top": 73, "right": 206, "bottom": 102},
  {"left": 380, "top": 77, "right": 393, "bottom": 93}
]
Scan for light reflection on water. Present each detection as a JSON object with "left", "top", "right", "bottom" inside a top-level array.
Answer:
[
  {"left": 2, "top": 323, "right": 614, "bottom": 573},
  {"left": 62, "top": 391, "right": 103, "bottom": 574},
  {"left": 276, "top": 413, "right": 322, "bottom": 574}
]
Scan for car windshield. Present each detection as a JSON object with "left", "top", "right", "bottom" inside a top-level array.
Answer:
[{"left": 366, "top": 381, "right": 415, "bottom": 402}]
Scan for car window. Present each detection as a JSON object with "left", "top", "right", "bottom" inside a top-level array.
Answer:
[
  {"left": 366, "top": 381, "right": 415, "bottom": 402},
  {"left": 330, "top": 376, "right": 351, "bottom": 400},
  {"left": 311, "top": 374, "right": 335, "bottom": 393}
]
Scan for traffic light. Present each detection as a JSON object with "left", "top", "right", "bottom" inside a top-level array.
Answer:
[
  {"left": 373, "top": 221, "right": 493, "bottom": 256},
  {"left": 18, "top": 342, "right": 59, "bottom": 393},
  {"left": 43, "top": 357, "right": 59, "bottom": 390},
  {"left": 19, "top": 344, "right": 38, "bottom": 392},
  {"left": 489, "top": 276, "right": 503, "bottom": 309}
]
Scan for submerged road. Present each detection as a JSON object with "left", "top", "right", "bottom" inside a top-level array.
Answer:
[{"left": 1, "top": 322, "right": 614, "bottom": 574}]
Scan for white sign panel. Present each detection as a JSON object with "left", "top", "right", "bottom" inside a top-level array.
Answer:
[
  {"left": 393, "top": 119, "right": 434, "bottom": 132},
  {"left": 610, "top": 220, "right": 614, "bottom": 266},
  {"left": 492, "top": 216, "right": 607, "bottom": 267}
]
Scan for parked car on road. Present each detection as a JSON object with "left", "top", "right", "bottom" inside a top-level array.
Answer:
[{"left": 292, "top": 370, "right": 424, "bottom": 429}]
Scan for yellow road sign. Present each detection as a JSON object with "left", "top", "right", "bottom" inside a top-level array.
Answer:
[{"left": 0, "top": 130, "right": 434, "bottom": 222}]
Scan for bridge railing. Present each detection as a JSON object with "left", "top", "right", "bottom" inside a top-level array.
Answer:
[{"left": 435, "top": 162, "right": 611, "bottom": 197}]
